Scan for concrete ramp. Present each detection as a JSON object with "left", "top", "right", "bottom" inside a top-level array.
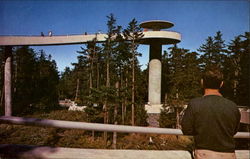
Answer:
[
  {"left": 0, "top": 31, "right": 181, "bottom": 46},
  {"left": 0, "top": 144, "right": 191, "bottom": 159},
  {"left": 0, "top": 144, "right": 249, "bottom": 159}
]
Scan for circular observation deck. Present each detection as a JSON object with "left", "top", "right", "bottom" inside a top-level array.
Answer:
[
  {"left": 140, "top": 20, "right": 174, "bottom": 30},
  {"left": 139, "top": 20, "right": 181, "bottom": 45},
  {"left": 139, "top": 31, "right": 181, "bottom": 45}
]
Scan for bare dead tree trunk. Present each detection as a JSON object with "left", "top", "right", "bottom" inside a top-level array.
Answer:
[
  {"left": 131, "top": 44, "right": 135, "bottom": 126},
  {"left": 124, "top": 68, "right": 128, "bottom": 123},
  {"left": 103, "top": 100, "right": 108, "bottom": 144},
  {"left": 75, "top": 78, "right": 79, "bottom": 101},
  {"left": 1, "top": 86, "right": 4, "bottom": 107},
  {"left": 89, "top": 62, "right": 93, "bottom": 95},
  {"left": 0, "top": 62, "right": 4, "bottom": 107},
  {"left": 112, "top": 81, "right": 119, "bottom": 149},
  {"left": 106, "top": 57, "right": 110, "bottom": 87},
  {"left": 14, "top": 55, "right": 17, "bottom": 94},
  {"left": 91, "top": 38, "right": 97, "bottom": 140},
  {"left": 164, "top": 93, "right": 168, "bottom": 105},
  {"left": 233, "top": 70, "right": 239, "bottom": 99},
  {"left": 96, "top": 62, "right": 100, "bottom": 89},
  {"left": 104, "top": 41, "right": 111, "bottom": 146},
  {"left": 175, "top": 92, "right": 180, "bottom": 129},
  {"left": 121, "top": 71, "right": 125, "bottom": 125},
  {"left": 176, "top": 107, "right": 180, "bottom": 129}
]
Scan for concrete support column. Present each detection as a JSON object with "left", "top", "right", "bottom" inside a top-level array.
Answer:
[
  {"left": 149, "top": 42, "right": 162, "bottom": 61},
  {"left": 148, "top": 59, "right": 161, "bottom": 105},
  {"left": 148, "top": 42, "right": 162, "bottom": 105},
  {"left": 140, "top": 20, "right": 181, "bottom": 127},
  {"left": 4, "top": 46, "right": 12, "bottom": 116}
]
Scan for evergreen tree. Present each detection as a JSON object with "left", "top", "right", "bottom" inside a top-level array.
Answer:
[
  {"left": 238, "top": 32, "right": 250, "bottom": 106},
  {"left": 198, "top": 31, "right": 227, "bottom": 68},
  {"left": 34, "top": 50, "right": 59, "bottom": 111},
  {"left": 168, "top": 45, "right": 186, "bottom": 100},
  {"left": 12, "top": 46, "right": 37, "bottom": 114},
  {"left": 162, "top": 50, "right": 171, "bottom": 104},
  {"left": 77, "top": 35, "right": 102, "bottom": 97},
  {"left": 123, "top": 18, "right": 144, "bottom": 126},
  {"left": 162, "top": 45, "right": 201, "bottom": 128},
  {"left": 72, "top": 55, "right": 89, "bottom": 103},
  {"left": 102, "top": 13, "right": 119, "bottom": 144},
  {"left": 182, "top": 51, "right": 201, "bottom": 99},
  {"left": 58, "top": 67, "right": 75, "bottom": 100},
  {"left": 10, "top": 47, "right": 59, "bottom": 114},
  {"left": 227, "top": 32, "right": 250, "bottom": 106},
  {"left": 223, "top": 36, "right": 242, "bottom": 101},
  {"left": 159, "top": 104, "right": 176, "bottom": 128}
]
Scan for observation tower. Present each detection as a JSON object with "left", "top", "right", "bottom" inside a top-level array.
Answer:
[
  {"left": 0, "top": 20, "right": 181, "bottom": 127},
  {"left": 139, "top": 20, "right": 181, "bottom": 126}
]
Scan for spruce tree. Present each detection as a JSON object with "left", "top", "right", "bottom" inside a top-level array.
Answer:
[
  {"left": 198, "top": 31, "right": 226, "bottom": 68},
  {"left": 123, "top": 18, "right": 143, "bottom": 126}
]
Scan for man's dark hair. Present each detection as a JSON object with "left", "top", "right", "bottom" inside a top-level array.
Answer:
[{"left": 202, "top": 65, "right": 223, "bottom": 89}]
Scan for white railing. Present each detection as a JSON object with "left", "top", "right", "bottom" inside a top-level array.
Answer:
[{"left": 0, "top": 116, "right": 249, "bottom": 138}]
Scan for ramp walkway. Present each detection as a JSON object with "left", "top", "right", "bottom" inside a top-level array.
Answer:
[{"left": 0, "top": 144, "right": 249, "bottom": 159}]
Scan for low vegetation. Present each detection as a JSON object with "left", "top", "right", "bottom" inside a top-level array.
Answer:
[{"left": 0, "top": 110, "right": 193, "bottom": 150}]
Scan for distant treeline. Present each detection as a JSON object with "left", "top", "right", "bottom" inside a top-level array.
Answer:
[{"left": 0, "top": 47, "right": 59, "bottom": 115}]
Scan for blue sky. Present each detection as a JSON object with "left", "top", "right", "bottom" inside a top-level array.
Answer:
[{"left": 0, "top": 0, "right": 249, "bottom": 72}]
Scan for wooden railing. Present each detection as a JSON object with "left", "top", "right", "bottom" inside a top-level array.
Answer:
[
  {"left": 0, "top": 116, "right": 249, "bottom": 138},
  {"left": 0, "top": 116, "right": 249, "bottom": 159}
]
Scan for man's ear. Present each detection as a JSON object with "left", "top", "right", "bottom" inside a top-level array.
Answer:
[{"left": 220, "top": 81, "right": 224, "bottom": 88}]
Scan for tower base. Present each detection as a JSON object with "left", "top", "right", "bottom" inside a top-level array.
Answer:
[{"left": 145, "top": 104, "right": 163, "bottom": 127}]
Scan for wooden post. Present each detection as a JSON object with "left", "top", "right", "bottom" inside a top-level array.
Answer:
[{"left": 4, "top": 46, "right": 12, "bottom": 116}]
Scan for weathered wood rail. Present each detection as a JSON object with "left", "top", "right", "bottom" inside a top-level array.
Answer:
[
  {"left": 0, "top": 116, "right": 249, "bottom": 159},
  {"left": 0, "top": 116, "right": 249, "bottom": 138}
]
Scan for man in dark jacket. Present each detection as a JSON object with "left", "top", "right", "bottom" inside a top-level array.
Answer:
[{"left": 181, "top": 65, "right": 241, "bottom": 159}]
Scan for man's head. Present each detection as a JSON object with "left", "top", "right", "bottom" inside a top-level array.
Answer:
[{"left": 201, "top": 65, "right": 224, "bottom": 89}]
